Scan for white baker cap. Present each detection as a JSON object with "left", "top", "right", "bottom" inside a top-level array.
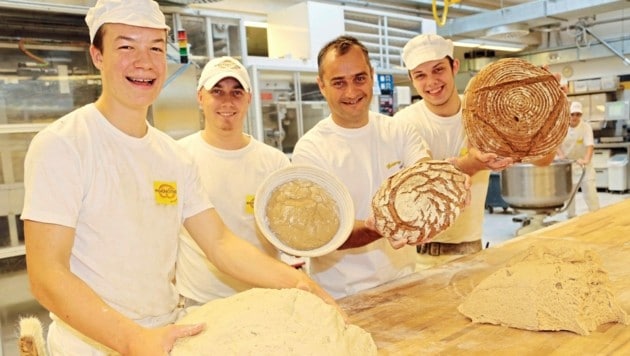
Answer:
[
  {"left": 197, "top": 57, "right": 252, "bottom": 93},
  {"left": 85, "top": 0, "right": 170, "bottom": 43},
  {"left": 402, "top": 34, "right": 454, "bottom": 71},
  {"left": 570, "top": 101, "right": 583, "bottom": 114}
]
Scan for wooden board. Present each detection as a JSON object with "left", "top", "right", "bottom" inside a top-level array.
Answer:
[{"left": 338, "top": 199, "right": 630, "bottom": 355}]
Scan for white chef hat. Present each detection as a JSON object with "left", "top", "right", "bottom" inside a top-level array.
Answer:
[
  {"left": 85, "top": 0, "right": 170, "bottom": 43},
  {"left": 197, "top": 57, "right": 252, "bottom": 93},
  {"left": 402, "top": 34, "right": 454, "bottom": 71},
  {"left": 570, "top": 101, "right": 583, "bottom": 114}
]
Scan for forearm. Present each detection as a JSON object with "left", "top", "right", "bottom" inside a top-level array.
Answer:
[
  {"left": 186, "top": 210, "right": 310, "bottom": 289},
  {"left": 36, "top": 268, "right": 142, "bottom": 352},
  {"left": 452, "top": 154, "right": 486, "bottom": 176},
  {"left": 24, "top": 222, "right": 143, "bottom": 354},
  {"left": 210, "top": 230, "right": 310, "bottom": 288},
  {"left": 583, "top": 146, "right": 594, "bottom": 164},
  {"left": 338, "top": 220, "right": 382, "bottom": 249}
]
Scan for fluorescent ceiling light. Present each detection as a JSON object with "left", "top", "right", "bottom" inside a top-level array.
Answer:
[
  {"left": 452, "top": 39, "right": 526, "bottom": 52},
  {"left": 244, "top": 21, "right": 268, "bottom": 28}
]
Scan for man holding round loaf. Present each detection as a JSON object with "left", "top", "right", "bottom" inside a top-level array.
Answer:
[
  {"left": 395, "top": 34, "right": 513, "bottom": 268},
  {"left": 291, "top": 36, "right": 435, "bottom": 298}
]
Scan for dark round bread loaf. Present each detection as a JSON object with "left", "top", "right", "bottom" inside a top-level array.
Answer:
[
  {"left": 462, "top": 58, "right": 569, "bottom": 162},
  {"left": 371, "top": 160, "right": 467, "bottom": 244}
]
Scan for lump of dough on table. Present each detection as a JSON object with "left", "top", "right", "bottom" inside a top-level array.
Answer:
[
  {"left": 458, "top": 244, "right": 629, "bottom": 335},
  {"left": 171, "top": 288, "right": 377, "bottom": 356}
]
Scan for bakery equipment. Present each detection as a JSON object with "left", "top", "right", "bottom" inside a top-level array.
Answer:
[
  {"left": 500, "top": 159, "right": 585, "bottom": 235},
  {"left": 596, "top": 101, "right": 630, "bottom": 143},
  {"left": 607, "top": 154, "right": 630, "bottom": 192},
  {"left": 254, "top": 165, "right": 354, "bottom": 258}
]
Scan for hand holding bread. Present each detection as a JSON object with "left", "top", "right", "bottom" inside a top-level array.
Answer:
[{"left": 371, "top": 160, "right": 469, "bottom": 247}]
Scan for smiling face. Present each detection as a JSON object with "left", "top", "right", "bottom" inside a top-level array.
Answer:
[
  {"left": 317, "top": 45, "right": 374, "bottom": 128},
  {"left": 90, "top": 23, "right": 167, "bottom": 113},
  {"left": 569, "top": 112, "right": 582, "bottom": 128},
  {"left": 409, "top": 57, "right": 461, "bottom": 117},
  {"left": 198, "top": 77, "right": 251, "bottom": 134}
]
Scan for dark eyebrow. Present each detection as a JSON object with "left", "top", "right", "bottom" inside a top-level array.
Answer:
[
  {"left": 330, "top": 71, "right": 368, "bottom": 81},
  {"left": 113, "top": 35, "right": 165, "bottom": 45}
]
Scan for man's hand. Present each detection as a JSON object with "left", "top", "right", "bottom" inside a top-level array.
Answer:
[
  {"left": 295, "top": 279, "right": 349, "bottom": 322},
  {"left": 450, "top": 148, "right": 513, "bottom": 175},
  {"left": 365, "top": 215, "right": 406, "bottom": 249},
  {"left": 368, "top": 170, "right": 473, "bottom": 249}
]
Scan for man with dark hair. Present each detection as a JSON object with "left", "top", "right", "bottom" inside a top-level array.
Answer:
[
  {"left": 396, "top": 34, "right": 512, "bottom": 268},
  {"left": 292, "top": 35, "right": 433, "bottom": 298}
]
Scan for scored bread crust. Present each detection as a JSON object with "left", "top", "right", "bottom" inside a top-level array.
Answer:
[
  {"left": 371, "top": 160, "right": 467, "bottom": 244},
  {"left": 462, "top": 58, "right": 569, "bottom": 162}
]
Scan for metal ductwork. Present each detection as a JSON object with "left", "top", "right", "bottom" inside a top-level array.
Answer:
[
  {"left": 157, "top": 0, "right": 223, "bottom": 5},
  {"left": 437, "top": 0, "right": 630, "bottom": 40}
]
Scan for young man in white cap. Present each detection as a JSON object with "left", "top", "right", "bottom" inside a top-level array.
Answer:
[
  {"left": 395, "top": 34, "right": 513, "bottom": 268},
  {"left": 175, "top": 56, "right": 291, "bottom": 306},
  {"left": 557, "top": 101, "right": 600, "bottom": 218},
  {"left": 292, "top": 35, "right": 435, "bottom": 298},
  {"left": 21, "top": 1, "right": 337, "bottom": 355}
]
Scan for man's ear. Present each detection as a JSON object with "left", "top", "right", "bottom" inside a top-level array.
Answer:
[
  {"left": 316, "top": 76, "right": 326, "bottom": 96},
  {"left": 89, "top": 45, "right": 103, "bottom": 71},
  {"left": 452, "top": 58, "right": 461, "bottom": 75}
]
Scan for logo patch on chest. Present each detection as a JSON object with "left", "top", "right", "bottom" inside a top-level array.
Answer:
[{"left": 154, "top": 181, "right": 178, "bottom": 205}]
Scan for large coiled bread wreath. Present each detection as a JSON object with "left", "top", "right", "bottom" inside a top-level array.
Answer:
[{"left": 462, "top": 58, "right": 569, "bottom": 162}]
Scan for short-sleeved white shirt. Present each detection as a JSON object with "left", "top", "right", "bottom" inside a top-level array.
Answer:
[
  {"left": 22, "top": 104, "right": 211, "bottom": 324},
  {"left": 175, "top": 132, "right": 290, "bottom": 302},
  {"left": 291, "top": 111, "right": 431, "bottom": 298}
]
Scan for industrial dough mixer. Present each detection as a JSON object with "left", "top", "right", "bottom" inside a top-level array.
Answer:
[{"left": 500, "top": 159, "right": 585, "bottom": 236}]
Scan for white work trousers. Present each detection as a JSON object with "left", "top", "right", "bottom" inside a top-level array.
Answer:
[{"left": 567, "top": 163, "right": 600, "bottom": 218}]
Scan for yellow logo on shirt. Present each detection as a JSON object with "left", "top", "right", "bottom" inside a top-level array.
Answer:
[
  {"left": 245, "top": 194, "right": 255, "bottom": 214},
  {"left": 577, "top": 138, "right": 584, "bottom": 144},
  {"left": 387, "top": 160, "right": 402, "bottom": 169},
  {"left": 154, "top": 181, "right": 177, "bottom": 205},
  {"left": 459, "top": 147, "right": 468, "bottom": 157}
]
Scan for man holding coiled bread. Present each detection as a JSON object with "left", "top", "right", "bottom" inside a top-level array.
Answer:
[{"left": 396, "top": 34, "right": 564, "bottom": 269}]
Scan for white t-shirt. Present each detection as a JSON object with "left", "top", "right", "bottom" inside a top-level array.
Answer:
[
  {"left": 560, "top": 121, "right": 595, "bottom": 161},
  {"left": 291, "top": 111, "right": 431, "bottom": 298},
  {"left": 21, "top": 104, "right": 210, "bottom": 324},
  {"left": 396, "top": 99, "right": 490, "bottom": 244},
  {"left": 176, "top": 132, "right": 290, "bottom": 302}
]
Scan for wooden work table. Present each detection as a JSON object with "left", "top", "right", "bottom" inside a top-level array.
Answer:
[{"left": 338, "top": 198, "right": 630, "bottom": 355}]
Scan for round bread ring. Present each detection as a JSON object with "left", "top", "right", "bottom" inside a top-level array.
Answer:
[
  {"left": 371, "top": 160, "right": 467, "bottom": 245},
  {"left": 462, "top": 58, "right": 569, "bottom": 162}
]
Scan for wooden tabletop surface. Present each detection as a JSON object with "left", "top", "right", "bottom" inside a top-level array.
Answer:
[{"left": 338, "top": 198, "right": 630, "bottom": 355}]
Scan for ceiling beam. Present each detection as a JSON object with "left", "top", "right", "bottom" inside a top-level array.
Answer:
[{"left": 437, "top": 0, "right": 630, "bottom": 37}]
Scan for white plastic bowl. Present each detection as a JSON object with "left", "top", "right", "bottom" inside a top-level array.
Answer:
[{"left": 254, "top": 165, "right": 354, "bottom": 257}]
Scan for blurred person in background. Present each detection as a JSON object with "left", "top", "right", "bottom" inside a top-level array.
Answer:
[{"left": 556, "top": 101, "right": 600, "bottom": 218}]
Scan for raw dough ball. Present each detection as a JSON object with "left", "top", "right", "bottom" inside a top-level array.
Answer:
[
  {"left": 171, "top": 288, "right": 377, "bottom": 356},
  {"left": 266, "top": 179, "right": 340, "bottom": 251},
  {"left": 458, "top": 244, "right": 629, "bottom": 335},
  {"left": 371, "top": 160, "right": 467, "bottom": 244},
  {"left": 462, "top": 58, "right": 569, "bottom": 162}
]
